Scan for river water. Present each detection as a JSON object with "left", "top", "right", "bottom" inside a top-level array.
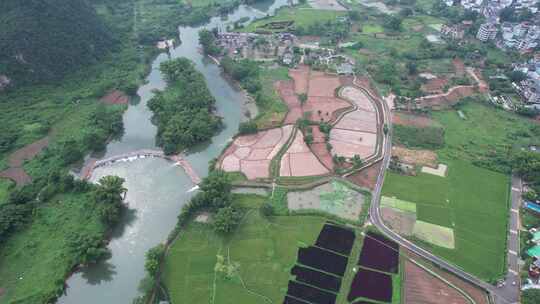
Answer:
[{"left": 58, "top": 1, "right": 288, "bottom": 303}]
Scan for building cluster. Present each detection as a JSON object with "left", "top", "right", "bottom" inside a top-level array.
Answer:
[
  {"left": 512, "top": 55, "right": 540, "bottom": 109},
  {"left": 475, "top": 19, "right": 540, "bottom": 52},
  {"left": 440, "top": 21, "right": 473, "bottom": 40},
  {"left": 216, "top": 31, "right": 296, "bottom": 62},
  {"left": 448, "top": 0, "right": 538, "bottom": 14},
  {"left": 444, "top": 0, "right": 540, "bottom": 52}
]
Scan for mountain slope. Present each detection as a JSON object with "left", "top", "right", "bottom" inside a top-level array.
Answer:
[{"left": 0, "top": 0, "right": 113, "bottom": 86}]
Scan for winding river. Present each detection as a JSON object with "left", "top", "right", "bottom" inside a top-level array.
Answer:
[{"left": 58, "top": 1, "right": 288, "bottom": 303}]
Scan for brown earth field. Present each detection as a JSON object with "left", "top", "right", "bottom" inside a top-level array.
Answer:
[
  {"left": 406, "top": 250, "right": 489, "bottom": 304},
  {"left": 311, "top": 126, "right": 333, "bottom": 170},
  {"left": 404, "top": 259, "right": 472, "bottom": 304},
  {"left": 421, "top": 77, "right": 448, "bottom": 94},
  {"left": 278, "top": 65, "right": 352, "bottom": 124},
  {"left": 219, "top": 125, "right": 294, "bottom": 179},
  {"left": 392, "top": 111, "right": 438, "bottom": 128},
  {"left": 279, "top": 130, "right": 329, "bottom": 177},
  {"left": 0, "top": 167, "right": 32, "bottom": 186},
  {"left": 346, "top": 161, "right": 381, "bottom": 190},
  {"left": 0, "top": 137, "right": 49, "bottom": 186},
  {"left": 391, "top": 145, "right": 437, "bottom": 167},
  {"left": 101, "top": 90, "right": 129, "bottom": 105}
]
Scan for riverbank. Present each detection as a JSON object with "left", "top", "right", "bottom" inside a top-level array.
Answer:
[{"left": 0, "top": 1, "right": 249, "bottom": 303}]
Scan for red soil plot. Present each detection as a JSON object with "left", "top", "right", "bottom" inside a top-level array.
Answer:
[
  {"left": 304, "top": 96, "right": 351, "bottom": 123},
  {"left": 7, "top": 137, "right": 49, "bottom": 167},
  {"left": 404, "top": 260, "right": 471, "bottom": 304},
  {"left": 329, "top": 87, "right": 379, "bottom": 160},
  {"left": 392, "top": 112, "right": 437, "bottom": 128},
  {"left": 421, "top": 77, "right": 448, "bottom": 94},
  {"left": 276, "top": 80, "right": 303, "bottom": 124},
  {"left": 453, "top": 58, "right": 465, "bottom": 77},
  {"left": 346, "top": 161, "right": 382, "bottom": 190},
  {"left": 219, "top": 125, "right": 293, "bottom": 179},
  {"left": 101, "top": 90, "right": 129, "bottom": 105},
  {"left": 280, "top": 131, "right": 329, "bottom": 177},
  {"left": 0, "top": 167, "right": 32, "bottom": 186},
  {"left": 308, "top": 72, "right": 342, "bottom": 98},
  {"left": 289, "top": 65, "right": 310, "bottom": 94}
]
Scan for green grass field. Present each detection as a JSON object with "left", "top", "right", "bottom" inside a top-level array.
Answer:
[
  {"left": 162, "top": 194, "right": 327, "bottom": 304},
  {"left": 0, "top": 193, "right": 105, "bottom": 303},
  {"left": 433, "top": 102, "right": 540, "bottom": 172},
  {"left": 0, "top": 178, "right": 14, "bottom": 205},
  {"left": 243, "top": 8, "right": 346, "bottom": 33},
  {"left": 382, "top": 160, "right": 510, "bottom": 280},
  {"left": 255, "top": 65, "right": 289, "bottom": 128}
]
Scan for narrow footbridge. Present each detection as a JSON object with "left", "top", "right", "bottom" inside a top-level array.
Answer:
[{"left": 83, "top": 149, "right": 201, "bottom": 184}]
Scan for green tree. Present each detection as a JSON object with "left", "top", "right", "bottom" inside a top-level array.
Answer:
[
  {"left": 199, "top": 170, "right": 232, "bottom": 208},
  {"left": 198, "top": 29, "right": 221, "bottom": 56},
  {"left": 522, "top": 289, "right": 540, "bottom": 304},
  {"left": 93, "top": 176, "right": 127, "bottom": 225},
  {"left": 298, "top": 93, "right": 308, "bottom": 106},
  {"left": 383, "top": 16, "right": 402, "bottom": 31},
  {"left": 213, "top": 206, "right": 242, "bottom": 234},
  {"left": 259, "top": 202, "right": 274, "bottom": 217},
  {"left": 352, "top": 154, "right": 363, "bottom": 168},
  {"left": 238, "top": 121, "right": 258, "bottom": 135},
  {"left": 145, "top": 244, "right": 166, "bottom": 277}
]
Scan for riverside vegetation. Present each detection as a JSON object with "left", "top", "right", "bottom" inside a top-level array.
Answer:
[
  {"left": 0, "top": 0, "right": 259, "bottom": 302},
  {"left": 148, "top": 58, "right": 222, "bottom": 154}
]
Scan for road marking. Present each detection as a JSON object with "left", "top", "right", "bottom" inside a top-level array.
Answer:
[
  {"left": 511, "top": 209, "right": 519, "bottom": 213},
  {"left": 508, "top": 250, "right": 517, "bottom": 255},
  {"left": 510, "top": 230, "right": 518, "bottom": 234},
  {"left": 511, "top": 187, "right": 520, "bottom": 192},
  {"left": 508, "top": 269, "right": 518, "bottom": 275}
]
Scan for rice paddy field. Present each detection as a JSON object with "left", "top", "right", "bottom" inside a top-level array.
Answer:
[
  {"left": 382, "top": 160, "right": 510, "bottom": 280},
  {"left": 162, "top": 194, "right": 328, "bottom": 304}
]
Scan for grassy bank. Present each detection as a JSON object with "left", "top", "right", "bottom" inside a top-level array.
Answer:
[{"left": 0, "top": 193, "right": 106, "bottom": 303}]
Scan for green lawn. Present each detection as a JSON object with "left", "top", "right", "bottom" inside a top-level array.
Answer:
[
  {"left": 382, "top": 160, "right": 510, "bottom": 280},
  {"left": 162, "top": 194, "right": 327, "bottom": 304},
  {"left": 432, "top": 102, "right": 540, "bottom": 173},
  {"left": 0, "top": 178, "right": 14, "bottom": 205},
  {"left": 243, "top": 8, "right": 346, "bottom": 33},
  {"left": 0, "top": 193, "right": 105, "bottom": 303},
  {"left": 255, "top": 65, "right": 289, "bottom": 128}
]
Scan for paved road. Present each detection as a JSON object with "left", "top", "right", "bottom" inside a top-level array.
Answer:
[{"left": 362, "top": 82, "right": 521, "bottom": 304}]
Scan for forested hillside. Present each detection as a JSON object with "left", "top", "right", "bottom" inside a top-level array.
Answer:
[{"left": 0, "top": 0, "right": 113, "bottom": 86}]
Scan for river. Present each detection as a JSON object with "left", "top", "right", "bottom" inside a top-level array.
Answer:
[{"left": 58, "top": 1, "right": 289, "bottom": 303}]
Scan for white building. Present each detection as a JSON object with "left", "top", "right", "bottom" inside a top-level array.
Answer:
[{"left": 477, "top": 22, "right": 498, "bottom": 41}]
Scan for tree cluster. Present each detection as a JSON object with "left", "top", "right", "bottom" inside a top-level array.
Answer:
[
  {"left": 148, "top": 58, "right": 222, "bottom": 154},
  {"left": 199, "top": 29, "right": 222, "bottom": 56}
]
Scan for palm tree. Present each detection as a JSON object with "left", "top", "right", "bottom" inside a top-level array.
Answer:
[{"left": 97, "top": 176, "right": 127, "bottom": 201}]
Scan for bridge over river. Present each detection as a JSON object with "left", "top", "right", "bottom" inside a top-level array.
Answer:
[{"left": 81, "top": 149, "right": 201, "bottom": 185}]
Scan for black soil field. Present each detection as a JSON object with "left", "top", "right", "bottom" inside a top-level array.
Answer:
[
  {"left": 315, "top": 223, "right": 355, "bottom": 256},
  {"left": 298, "top": 246, "right": 348, "bottom": 276},
  {"left": 358, "top": 232, "right": 399, "bottom": 273},
  {"left": 291, "top": 265, "right": 342, "bottom": 292},
  {"left": 347, "top": 268, "right": 393, "bottom": 303},
  {"left": 283, "top": 296, "right": 310, "bottom": 304},
  {"left": 287, "top": 281, "right": 337, "bottom": 304}
]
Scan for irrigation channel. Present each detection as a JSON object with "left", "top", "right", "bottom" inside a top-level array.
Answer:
[{"left": 58, "top": 1, "right": 289, "bottom": 303}]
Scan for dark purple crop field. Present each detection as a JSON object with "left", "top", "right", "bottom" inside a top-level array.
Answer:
[
  {"left": 357, "top": 232, "right": 399, "bottom": 274},
  {"left": 347, "top": 268, "right": 393, "bottom": 303},
  {"left": 315, "top": 223, "right": 355, "bottom": 256},
  {"left": 291, "top": 265, "right": 342, "bottom": 292},
  {"left": 287, "top": 281, "right": 337, "bottom": 304},
  {"left": 297, "top": 246, "right": 348, "bottom": 276}
]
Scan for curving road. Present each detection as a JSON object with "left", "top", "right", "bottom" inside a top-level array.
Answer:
[{"left": 359, "top": 80, "right": 520, "bottom": 304}]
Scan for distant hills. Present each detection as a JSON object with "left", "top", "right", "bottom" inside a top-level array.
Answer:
[{"left": 0, "top": 0, "right": 113, "bottom": 87}]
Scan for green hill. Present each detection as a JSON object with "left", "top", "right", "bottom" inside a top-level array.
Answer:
[{"left": 0, "top": 0, "right": 113, "bottom": 86}]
